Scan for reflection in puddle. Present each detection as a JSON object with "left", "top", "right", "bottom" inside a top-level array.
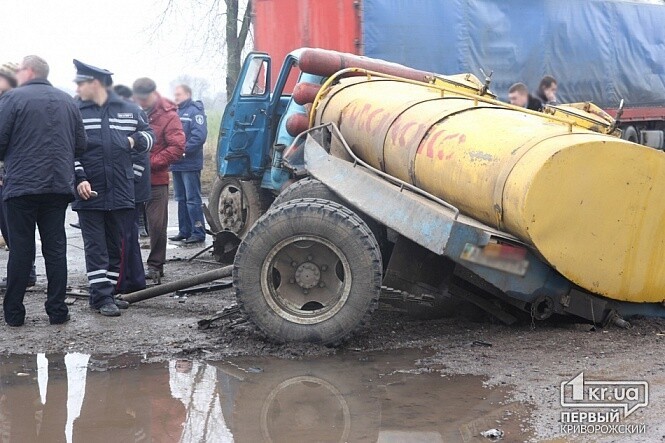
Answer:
[
  {"left": 0, "top": 350, "right": 532, "bottom": 442},
  {"left": 170, "top": 360, "right": 232, "bottom": 441}
]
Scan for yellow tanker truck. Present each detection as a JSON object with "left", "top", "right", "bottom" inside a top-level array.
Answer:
[{"left": 231, "top": 50, "right": 665, "bottom": 345}]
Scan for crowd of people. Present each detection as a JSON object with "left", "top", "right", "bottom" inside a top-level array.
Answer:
[
  {"left": 0, "top": 56, "right": 208, "bottom": 325},
  {"left": 507, "top": 75, "right": 559, "bottom": 111}
]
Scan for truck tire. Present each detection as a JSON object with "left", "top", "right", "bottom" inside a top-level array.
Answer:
[
  {"left": 234, "top": 198, "right": 383, "bottom": 345},
  {"left": 208, "top": 177, "right": 272, "bottom": 238},
  {"left": 621, "top": 125, "right": 639, "bottom": 144},
  {"left": 273, "top": 178, "right": 389, "bottom": 260},
  {"left": 271, "top": 177, "right": 335, "bottom": 207}
]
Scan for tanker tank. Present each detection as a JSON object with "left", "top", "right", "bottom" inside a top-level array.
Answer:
[{"left": 313, "top": 76, "right": 665, "bottom": 304}]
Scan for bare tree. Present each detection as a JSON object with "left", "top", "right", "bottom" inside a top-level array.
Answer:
[
  {"left": 225, "top": 0, "right": 253, "bottom": 101},
  {"left": 154, "top": 0, "right": 253, "bottom": 101}
]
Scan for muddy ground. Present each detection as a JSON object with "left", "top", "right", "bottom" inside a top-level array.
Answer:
[{"left": 0, "top": 203, "right": 663, "bottom": 442}]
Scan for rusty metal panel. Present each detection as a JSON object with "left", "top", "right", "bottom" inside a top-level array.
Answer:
[{"left": 253, "top": 0, "right": 360, "bottom": 88}]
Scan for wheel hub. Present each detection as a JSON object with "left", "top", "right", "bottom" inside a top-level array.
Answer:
[
  {"left": 219, "top": 185, "right": 243, "bottom": 231},
  {"left": 294, "top": 262, "right": 321, "bottom": 289},
  {"left": 261, "top": 236, "right": 352, "bottom": 324}
]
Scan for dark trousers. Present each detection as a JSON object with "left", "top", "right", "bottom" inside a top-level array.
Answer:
[
  {"left": 146, "top": 185, "right": 169, "bottom": 271},
  {"left": 0, "top": 184, "right": 8, "bottom": 244},
  {"left": 117, "top": 204, "right": 146, "bottom": 293},
  {"left": 172, "top": 171, "right": 206, "bottom": 241},
  {"left": 3, "top": 194, "right": 69, "bottom": 325},
  {"left": 78, "top": 209, "right": 132, "bottom": 309},
  {"left": 0, "top": 184, "right": 36, "bottom": 282}
]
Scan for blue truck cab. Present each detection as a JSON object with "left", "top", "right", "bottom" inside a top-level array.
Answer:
[{"left": 209, "top": 50, "right": 323, "bottom": 236}]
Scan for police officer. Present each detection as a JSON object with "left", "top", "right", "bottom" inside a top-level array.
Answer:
[
  {"left": 170, "top": 84, "right": 208, "bottom": 244},
  {"left": 72, "top": 60, "right": 154, "bottom": 317}
]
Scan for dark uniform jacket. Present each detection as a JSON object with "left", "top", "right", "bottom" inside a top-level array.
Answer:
[
  {"left": 0, "top": 78, "right": 86, "bottom": 201},
  {"left": 73, "top": 91, "right": 154, "bottom": 211},
  {"left": 171, "top": 99, "right": 207, "bottom": 172},
  {"left": 131, "top": 150, "right": 151, "bottom": 204}
]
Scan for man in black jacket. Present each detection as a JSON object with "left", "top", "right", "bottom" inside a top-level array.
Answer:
[
  {"left": 0, "top": 55, "right": 87, "bottom": 327},
  {"left": 0, "top": 61, "right": 38, "bottom": 288},
  {"left": 508, "top": 82, "right": 543, "bottom": 112}
]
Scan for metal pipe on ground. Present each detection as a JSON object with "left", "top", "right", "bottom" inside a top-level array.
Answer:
[{"left": 119, "top": 265, "right": 233, "bottom": 304}]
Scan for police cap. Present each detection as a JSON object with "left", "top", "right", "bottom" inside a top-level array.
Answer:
[{"left": 73, "top": 59, "right": 113, "bottom": 86}]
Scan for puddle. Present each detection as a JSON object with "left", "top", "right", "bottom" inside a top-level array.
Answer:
[{"left": 0, "top": 349, "right": 533, "bottom": 442}]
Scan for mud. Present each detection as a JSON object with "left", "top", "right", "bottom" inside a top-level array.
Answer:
[{"left": 0, "top": 202, "right": 663, "bottom": 441}]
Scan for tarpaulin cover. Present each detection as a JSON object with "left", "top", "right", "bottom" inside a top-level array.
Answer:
[{"left": 362, "top": 0, "right": 665, "bottom": 108}]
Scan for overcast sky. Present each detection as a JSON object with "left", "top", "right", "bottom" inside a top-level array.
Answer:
[{"left": 1, "top": 0, "right": 231, "bottom": 100}]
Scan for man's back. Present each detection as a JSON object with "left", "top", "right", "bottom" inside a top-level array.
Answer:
[{"left": 0, "top": 79, "right": 86, "bottom": 201}]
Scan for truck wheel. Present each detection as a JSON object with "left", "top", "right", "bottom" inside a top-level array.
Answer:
[
  {"left": 273, "top": 178, "right": 389, "bottom": 260},
  {"left": 234, "top": 198, "right": 383, "bottom": 345},
  {"left": 621, "top": 125, "right": 639, "bottom": 144},
  {"left": 209, "top": 177, "right": 271, "bottom": 238},
  {"left": 272, "top": 177, "right": 335, "bottom": 207}
]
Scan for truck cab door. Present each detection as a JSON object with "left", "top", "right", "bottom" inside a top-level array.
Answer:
[{"left": 218, "top": 53, "right": 272, "bottom": 178}]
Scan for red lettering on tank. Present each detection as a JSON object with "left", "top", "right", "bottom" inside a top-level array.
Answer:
[
  {"left": 416, "top": 140, "right": 425, "bottom": 154},
  {"left": 427, "top": 133, "right": 436, "bottom": 158},
  {"left": 343, "top": 102, "right": 370, "bottom": 130},
  {"left": 416, "top": 128, "right": 462, "bottom": 160},
  {"left": 359, "top": 103, "right": 372, "bottom": 125},
  {"left": 399, "top": 122, "right": 418, "bottom": 147},
  {"left": 374, "top": 112, "right": 392, "bottom": 137},
  {"left": 343, "top": 103, "right": 360, "bottom": 128},
  {"left": 366, "top": 108, "right": 384, "bottom": 133},
  {"left": 389, "top": 121, "right": 402, "bottom": 144},
  {"left": 349, "top": 106, "right": 360, "bottom": 128},
  {"left": 419, "top": 127, "right": 445, "bottom": 157}
]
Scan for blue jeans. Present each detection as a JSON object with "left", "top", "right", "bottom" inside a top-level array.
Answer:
[{"left": 172, "top": 171, "right": 206, "bottom": 241}]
